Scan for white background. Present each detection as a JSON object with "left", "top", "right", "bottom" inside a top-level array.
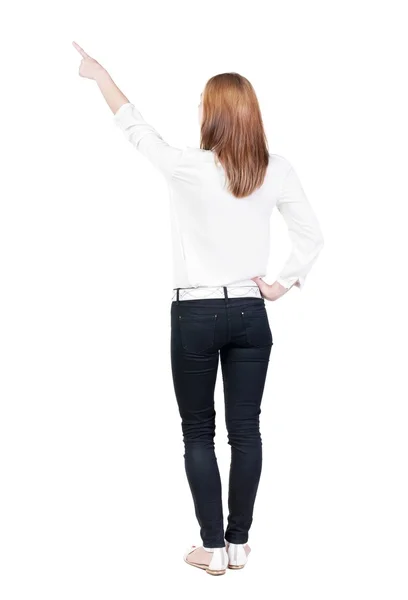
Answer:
[{"left": 1, "top": 1, "right": 407, "bottom": 598}]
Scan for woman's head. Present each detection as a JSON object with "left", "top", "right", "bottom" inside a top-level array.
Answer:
[{"left": 198, "top": 73, "right": 270, "bottom": 198}]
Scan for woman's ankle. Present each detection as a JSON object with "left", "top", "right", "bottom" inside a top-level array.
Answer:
[{"left": 225, "top": 540, "right": 248, "bottom": 546}]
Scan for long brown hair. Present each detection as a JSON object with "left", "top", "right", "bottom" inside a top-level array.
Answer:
[{"left": 200, "top": 73, "right": 270, "bottom": 198}]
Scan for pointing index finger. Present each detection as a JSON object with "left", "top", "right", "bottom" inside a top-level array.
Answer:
[{"left": 72, "top": 41, "right": 89, "bottom": 58}]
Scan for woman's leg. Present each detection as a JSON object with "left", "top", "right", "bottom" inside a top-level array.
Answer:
[
  {"left": 220, "top": 339, "right": 272, "bottom": 544},
  {"left": 170, "top": 302, "right": 225, "bottom": 548}
]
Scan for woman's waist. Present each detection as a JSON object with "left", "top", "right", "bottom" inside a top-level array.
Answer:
[{"left": 172, "top": 278, "right": 262, "bottom": 301}]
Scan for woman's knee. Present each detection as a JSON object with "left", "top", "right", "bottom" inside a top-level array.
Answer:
[{"left": 226, "top": 419, "right": 261, "bottom": 448}]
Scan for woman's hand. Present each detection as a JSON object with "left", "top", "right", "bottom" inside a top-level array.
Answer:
[
  {"left": 72, "top": 41, "right": 106, "bottom": 80},
  {"left": 251, "top": 276, "right": 290, "bottom": 301},
  {"left": 72, "top": 41, "right": 129, "bottom": 114}
]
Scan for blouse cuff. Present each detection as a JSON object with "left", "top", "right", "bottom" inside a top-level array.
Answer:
[
  {"left": 113, "top": 102, "right": 169, "bottom": 154},
  {"left": 113, "top": 102, "right": 133, "bottom": 119},
  {"left": 276, "top": 275, "right": 306, "bottom": 291}
]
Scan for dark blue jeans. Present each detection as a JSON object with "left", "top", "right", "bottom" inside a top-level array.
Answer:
[{"left": 170, "top": 288, "right": 273, "bottom": 548}]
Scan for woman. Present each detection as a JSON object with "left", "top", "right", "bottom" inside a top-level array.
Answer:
[{"left": 73, "top": 41, "right": 324, "bottom": 576}]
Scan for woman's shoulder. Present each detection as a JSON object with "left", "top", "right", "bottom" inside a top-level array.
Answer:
[{"left": 268, "top": 153, "right": 293, "bottom": 173}]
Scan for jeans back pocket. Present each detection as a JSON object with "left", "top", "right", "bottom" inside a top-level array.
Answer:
[
  {"left": 178, "top": 312, "right": 218, "bottom": 352},
  {"left": 240, "top": 306, "right": 273, "bottom": 348}
]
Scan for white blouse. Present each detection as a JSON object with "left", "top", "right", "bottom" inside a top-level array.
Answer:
[{"left": 113, "top": 102, "right": 324, "bottom": 291}]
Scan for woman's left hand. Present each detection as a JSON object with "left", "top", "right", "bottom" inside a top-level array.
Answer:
[
  {"left": 72, "top": 41, "right": 106, "bottom": 80},
  {"left": 251, "top": 276, "right": 288, "bottom": 301}
]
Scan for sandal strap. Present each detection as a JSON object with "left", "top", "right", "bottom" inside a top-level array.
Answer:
[{"left": 183, "top": 544, "right": 199, "bottom": 559}]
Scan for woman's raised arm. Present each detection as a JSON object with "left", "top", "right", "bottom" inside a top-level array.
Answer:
[
  {"left": 73, "top": 41, "right": 130, "bottom": 113},
  {"left": 73, "top": 41, "right": 183, "bottom": 180}
]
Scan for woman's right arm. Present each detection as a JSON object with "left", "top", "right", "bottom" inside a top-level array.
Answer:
[{"left": 72, "top": 41, "right": 183, "bottom": 181}]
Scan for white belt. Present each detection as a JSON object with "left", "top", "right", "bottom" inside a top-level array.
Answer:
[{"left": 172, "top": 284, "right": 262, "bottom": 301}]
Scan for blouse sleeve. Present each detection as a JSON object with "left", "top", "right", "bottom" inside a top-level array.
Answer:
[
  {"left": 275, "top": 162, "right": 324, "bottom": 291},
  {"left": 113, "top": 102, "right": 183, "bottom": 181}
]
